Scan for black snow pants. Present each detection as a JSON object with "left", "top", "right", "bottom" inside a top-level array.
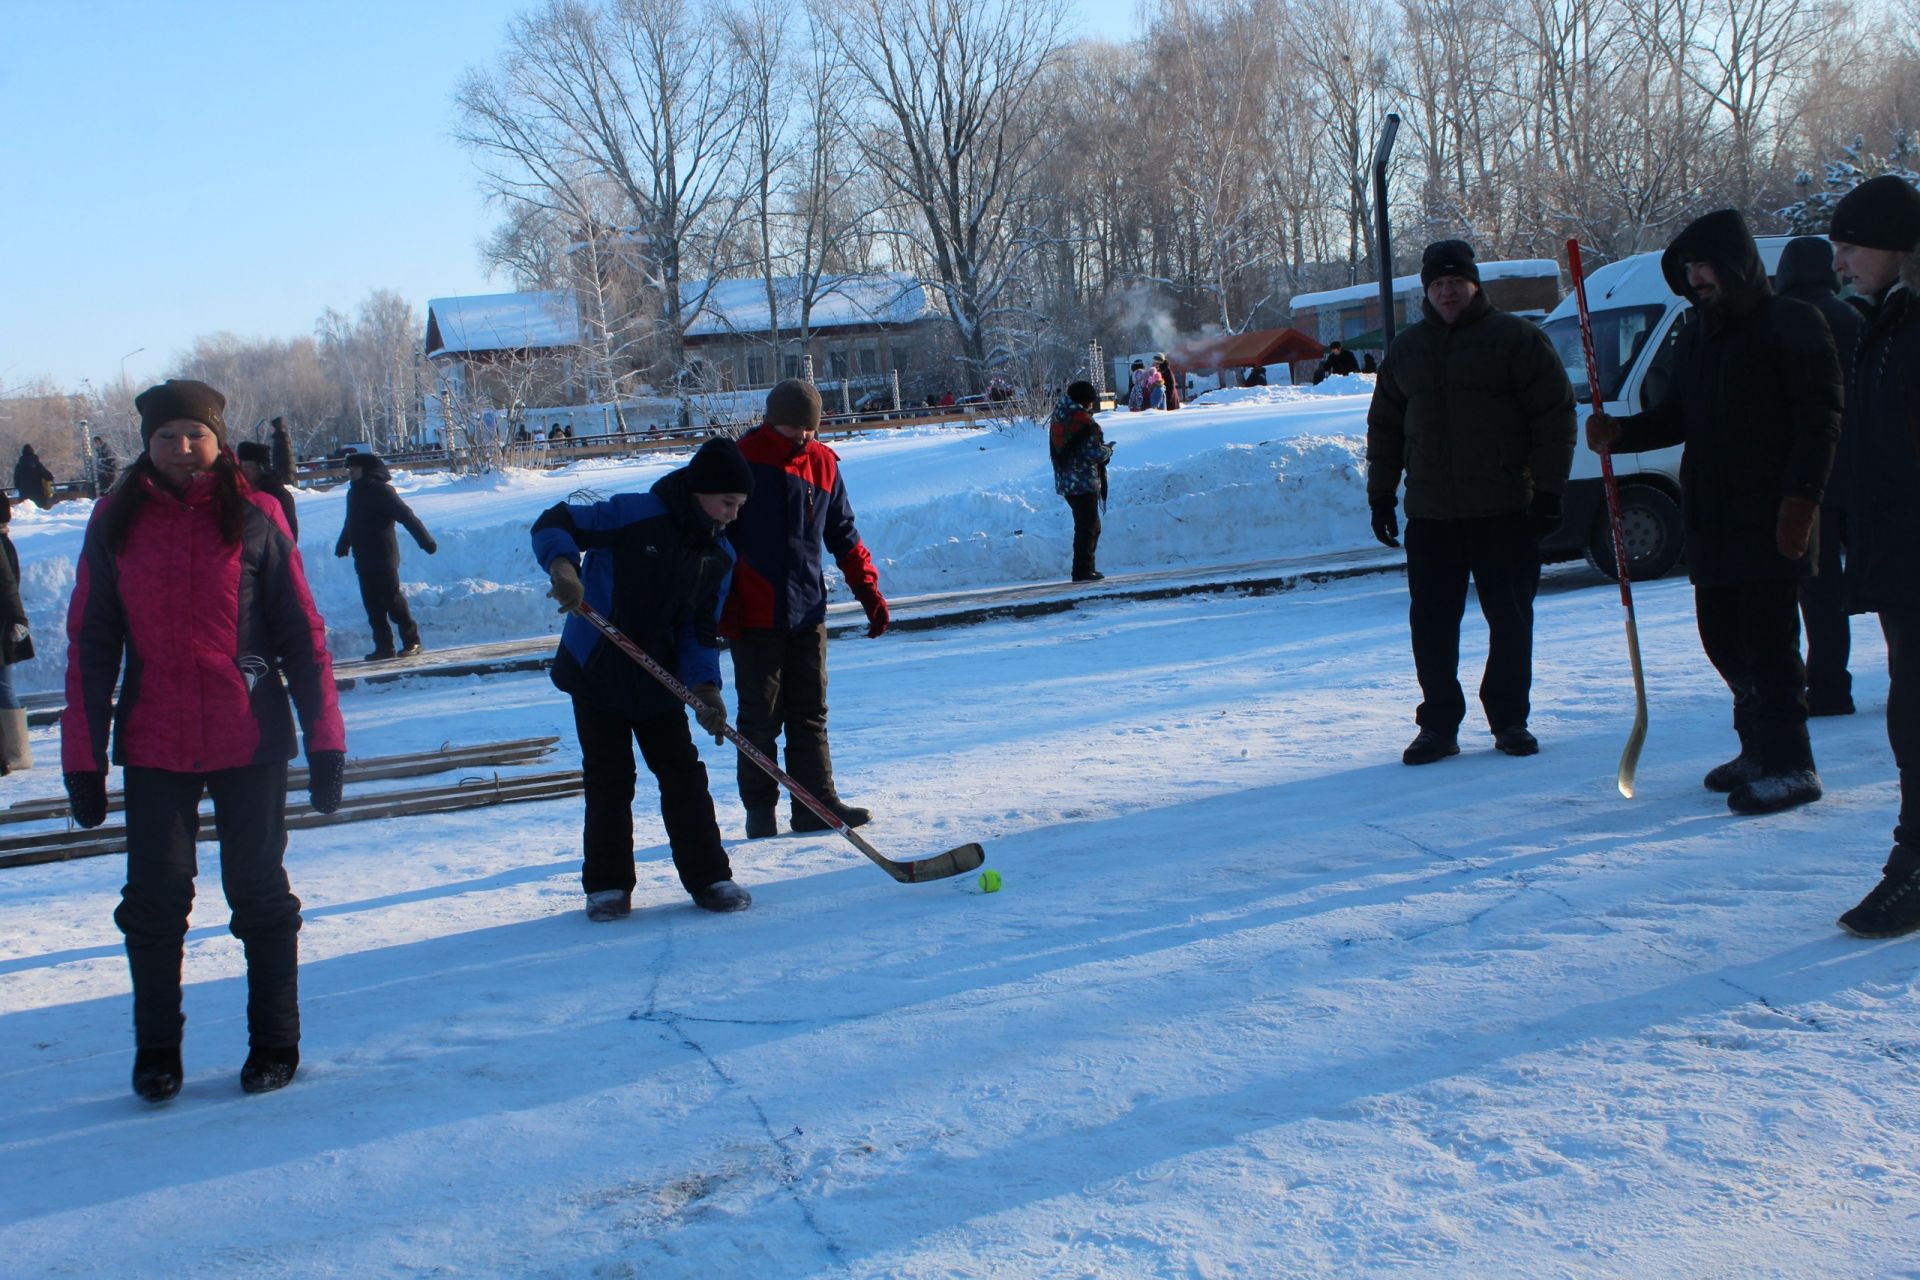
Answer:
[
  {"left": 1404, "top": 512, "right": 1540, "bottom": 736},
  {"left": 1694, "top": 578, "right": 1815, "bottom": 775},
  {"left": 1065, "top": 492, "right": 1102, "bottom": 579},
  {"left": 572, "top": 697, "right": 731, "bottom": 897},
  {"left": 1882, "top": 610, "right": 1920, "bottom": 871},
  {"left": 355, "top": 559, "right": 419, "bottom": 654},
  {"left": 114, "top": 762, "right": 300, "bottom": 1050},
  {"left": 728, "top": 625, "right": 840, "bottom": 816}
]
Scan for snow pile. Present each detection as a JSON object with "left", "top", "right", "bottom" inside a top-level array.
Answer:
[{"left": 3, "top": 385, "right": 1379, "bottom": 689}]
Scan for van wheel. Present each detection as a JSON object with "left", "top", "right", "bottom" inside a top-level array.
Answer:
[{"left": 1585, "top": 485, "right": 1684, "bottom": 582}]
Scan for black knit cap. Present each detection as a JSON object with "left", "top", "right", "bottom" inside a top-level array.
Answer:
[
  {"left": 1067, "top": 380, "right": 1096, "bottom": 405},
  {"left": 134, "top": 378, "right": 227, "bottom": 446},
  {"left": 1831, "top": 175, "right": 1920, "bottom": 251},
  {"left": 1421, "top": 239, "right": 1482, "bottom": 288},
  {"left": 765, "top": 378, "right": 822, "bottom": 432},
  {"left": 685, "top": 437, "right": 754, "bottom": 495},
  {"left": 235, "top": 441, "right": 272, "bottom": 465}
]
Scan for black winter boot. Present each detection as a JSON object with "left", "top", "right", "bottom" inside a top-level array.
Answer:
[
  {"left": 1493, "top": 726, "right": 1539, "bottom": 757},
  {"left": 132, "top": 1046, "right": 183, "bottom": 1104},
  {"left": 1402, "top": 728, "right": 1459, "bottom": 766},
  {"left": 1728, "top": 769, "right": 1823, "bottom": 815},
  {"left": 1704, "top": 752, "right": 1763, "bottom": 792},
  {"left": 744, "top": 807, "right": 778, "bottom": 839},
  {"left": 692, "top": 879, "right": 752, "bottom": 912},
  {"left": 1840, "top": 851, "right": 1920, "bottom": 938},
  {"left": 240, "top": 1044, "right": 300, "bottom": 1094},
  {"left": 792, "top": 798, "right": 872, "bottom": 832}
]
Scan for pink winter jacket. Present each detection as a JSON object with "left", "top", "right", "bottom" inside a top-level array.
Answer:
[{"left": 61, "top": 471, "right": 345, "bottom": 774}]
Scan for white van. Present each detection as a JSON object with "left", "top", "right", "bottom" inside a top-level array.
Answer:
[{"left": 1535, "top": 235, "right": 1796, "bottom": 580}]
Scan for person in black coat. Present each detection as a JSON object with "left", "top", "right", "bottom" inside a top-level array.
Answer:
[
  {"left": 92, "top": 436, "right": 120, "bottom": 494},
  {"left": 1827, "top": 176, "right": 1920, "bottom": 937},
  {"left": 236, "top": 442, "right": 298, "bottom": 540},
  {"left": 1242, "top": 364, "right": 1268, "bottom": 387},
  {"left": 1588, "top": 208, "right": 1843, "bottom": 816},
  {"left": 1317, "top": 341, "right": 1360, "bottom": 382},
  {"left": 333, "top": 453, "right": 436, "bottom": 660},
  {"left": 13, "top": 445, "right": 53, "bottom": 509},
  {"left": 1776, "top": 235, "right": 1867, "bottom": 717}
]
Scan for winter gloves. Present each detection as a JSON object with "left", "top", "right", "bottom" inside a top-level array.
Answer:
[
  {"left": 1528, "top": 491, "right": 1563, "bottom": 539},
  {"left": 852, "top": 581, "right": 890, "bottom": 638},
  {"left": 547, "top": 559, "right": 584, "bottom": 613},
  {"left": 1586, "top": 410, "right": 1621, "bottom": 453},
  {"left": 308, "top": 750, "right": 346, "bottom": 815},
  {"left": 690, "top": 683, "right": 728, "bottom": 744},
  {"left": 65, "top": 772, "right": 108, "bottom": 828},
  {"left": 1777, "top": 496, "right": 1818, "bottom": 560},
  {"left": 1369, "top": 495, "right": 1401, "bottom": 549}
]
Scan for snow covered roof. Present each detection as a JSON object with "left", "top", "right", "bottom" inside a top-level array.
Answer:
[
  {"left": 424, "top": 292, "right": 582, "bottom": 359},
  {"left": 680, "top": 273, "right": 939, "bottom": 338},
  {"left": 1288, "top": 259, "right": 1562, "bottom": 312}
]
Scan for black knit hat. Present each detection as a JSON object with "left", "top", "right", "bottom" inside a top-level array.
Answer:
[
  {"left": 1421, "top": 239, "right": 1482, "bottom": 288},
  {"left": 685, "top": 437, "right": 754, "bottom": 495},
  {"left": 765, "top": 378, "right": 822, "bottom": 432},
  {"left": 134, "top": 379, "right": 227, "bottom": 446},
  {"left": 1831, "top": 175, "right": 1920, "bottom": 251},
  {"left": 1067, "top": 380, "right": 1096, "bottom": 405},
  {"left": 235, "top": 441, "right": 272, "bottom": 466}
]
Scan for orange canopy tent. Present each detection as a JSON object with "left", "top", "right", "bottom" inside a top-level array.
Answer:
[{"left": 1166, "top": 327, "right": 1325, "bottom": 374}]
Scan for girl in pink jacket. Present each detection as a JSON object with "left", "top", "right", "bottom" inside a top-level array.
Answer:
[{"left": 62, "top": 379, "right": 345, "bottom": 1103}]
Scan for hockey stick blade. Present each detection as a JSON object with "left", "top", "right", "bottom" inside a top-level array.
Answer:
[
  {"left": 1618, "top": 613, "right": 1650, "bottom": 798},
  {"left": 571, "top": 603, "right": 987, "bottom": 883}
]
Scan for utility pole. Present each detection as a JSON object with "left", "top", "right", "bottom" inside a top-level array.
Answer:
[{"left": 1371, "top": 114, "right": 1402, "bottom": 349}]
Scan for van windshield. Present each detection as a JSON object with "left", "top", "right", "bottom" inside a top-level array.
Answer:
[{"left": 1540, "top": 305, "right": 1668, "bottom": 404}]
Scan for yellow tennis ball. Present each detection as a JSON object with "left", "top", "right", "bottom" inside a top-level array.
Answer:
[{"left": 979, "top": 869, "right": 1002, "bottom": 893}]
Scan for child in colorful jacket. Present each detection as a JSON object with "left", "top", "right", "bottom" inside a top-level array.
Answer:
[{"left": 1050, "top": 381, "right": 1114, "bottom": 582}]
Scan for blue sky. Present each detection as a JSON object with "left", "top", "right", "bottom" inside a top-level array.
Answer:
[{"left": 0, "top": 0, "right": 1144, "bottom": 391}]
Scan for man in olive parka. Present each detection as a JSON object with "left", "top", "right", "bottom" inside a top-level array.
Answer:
[
  {"left": 1588, "top": 208, "right": 1843, "bottom": 816},
  {"left": 1368, "top": 238, "right": 1577, "bottom": 766}
]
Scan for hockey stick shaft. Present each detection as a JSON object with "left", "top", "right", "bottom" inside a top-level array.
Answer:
[
  {"left": 1567, "top": 239, "right": 1650, "bottom": 797},
  {"left": 571, "top": 603, "right": 982, "bottom": 883}
]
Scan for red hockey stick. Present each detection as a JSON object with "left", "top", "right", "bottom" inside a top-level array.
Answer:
[{"left": 1568, "top": 238, "right": 1650, "bottom": 798}]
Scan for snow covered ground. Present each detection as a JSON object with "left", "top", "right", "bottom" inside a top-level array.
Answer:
[{"left": 3, "top": 381, "right": 1918, "bottom": 1277}]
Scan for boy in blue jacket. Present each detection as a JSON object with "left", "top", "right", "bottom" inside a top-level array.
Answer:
[{"left": 531, "top": 438, "right": 755, "bottom": 920}]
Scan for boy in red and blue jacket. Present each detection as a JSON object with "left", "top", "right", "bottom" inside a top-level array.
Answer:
[{"left": 721, "top": 379, "right": 889, "bottom": 838}]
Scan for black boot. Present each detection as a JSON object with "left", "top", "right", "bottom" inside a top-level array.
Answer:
[
  {"left": 240, "top": 1044, "right": 300, "bottom": 1095},
  {"left": 1402, "top": 728, "right": 1459, "bottom": 766},
  {"left": 744, "top": 807, "right": 778, "bottom": 839},
  {"left": 132, "top": 1046, "right": 183, "bottom": 1104},
  {"left": 1492, "top": 726, "right": 1539, "bottom": 756},
  {"left": 692, "top": 879, "right": 752, "bottom": 912},
  {"left": 1840, "top": 850, "right": 1920, "bottom": 937},
  {"left": 792, "top": 797, "right": 872, "bottom": 832},
  {"left": 1704, "top": 751, "right": 1763, "bottom": 792}
]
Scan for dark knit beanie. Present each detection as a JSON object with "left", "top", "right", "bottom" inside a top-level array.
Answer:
[
  {"left": 1067, "top": 380, "right": 1096, "bottom": 406},
  {"left": 134, "top": 379, "right": 227, "bottom": 446},
  {"left": 685, "top": 437, "right": 754, "bottom": 495},
  {"left": 1421, "top": 239, "right": 1482, "bottom": 288},
  {"left": 1831, "top": 175, "right": 1920, "bottom": 251},
  {"left": 235, "top": 441, "right": 272, "bottom": 466},
  {"left": 765, "top": 378, "right": 822, "bottom": 432}
]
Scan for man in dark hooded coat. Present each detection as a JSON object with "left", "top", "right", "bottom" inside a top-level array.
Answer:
[
  {"left": 1588, "top": 209, "right": 1843, "bottom": 816},
  {"left": 1775, "top": 235, "right": 1866, "bottom": 717}
]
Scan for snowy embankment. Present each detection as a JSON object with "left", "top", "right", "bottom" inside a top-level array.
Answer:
[{"left": 2, "top": 378, "right": 1376, "bottom": 691}]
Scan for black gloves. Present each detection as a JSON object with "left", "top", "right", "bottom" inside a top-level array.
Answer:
[
  {"left": 1369, "top": 495, "right": 1401, "bottom": 549},
  {"left": 1528, "top": 490, "right": 1563, "bottom": 539},
  {"left": 690, "top": 684, "right": 728, "bottom": 745},
  {"left": 308, "top": 750, "right": 346, "bottom": 815},
  {"left": 66, "top": 772, "right": 108, "bottom": 828}
]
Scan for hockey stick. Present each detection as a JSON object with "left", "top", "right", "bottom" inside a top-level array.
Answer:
[
  {"left": 1567, "top": 238, "right": 1650, "bottom": 798},
  {"left": 572, "top": 603, "right": 985, "bottom": 883}
]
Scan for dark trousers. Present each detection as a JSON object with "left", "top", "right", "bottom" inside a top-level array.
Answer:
[
  {"left": 114, "top": 762, "right": 300, "bottom": 1050},
  {"left": 355, "top": 560, "right": 418, "bottom": 653},
  {"left": 1883, "top": 610, "right": 1920, "bottom": 865},
  {"left": 1798, "top": 504, "right": 1851, "bottom": 703},
  {"left": 1065, "top": 492, "right": 1102, "bottom": 579},
  {"left": 729, "top": 625, "right": 836, "bottom": 813},
  {"left": 572, "top": 698, "right": 731, "bottom": 896},
  {"left": 1694, "top": 579, "right": 1814, "bottom": 774},
  {"left": 1404, "top": 513, "right": 1540, "bottom": 735}
]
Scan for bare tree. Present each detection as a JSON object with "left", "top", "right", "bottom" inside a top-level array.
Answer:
[{"left": 813, "top": 0, "right": 1073, "bottom": 385}]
